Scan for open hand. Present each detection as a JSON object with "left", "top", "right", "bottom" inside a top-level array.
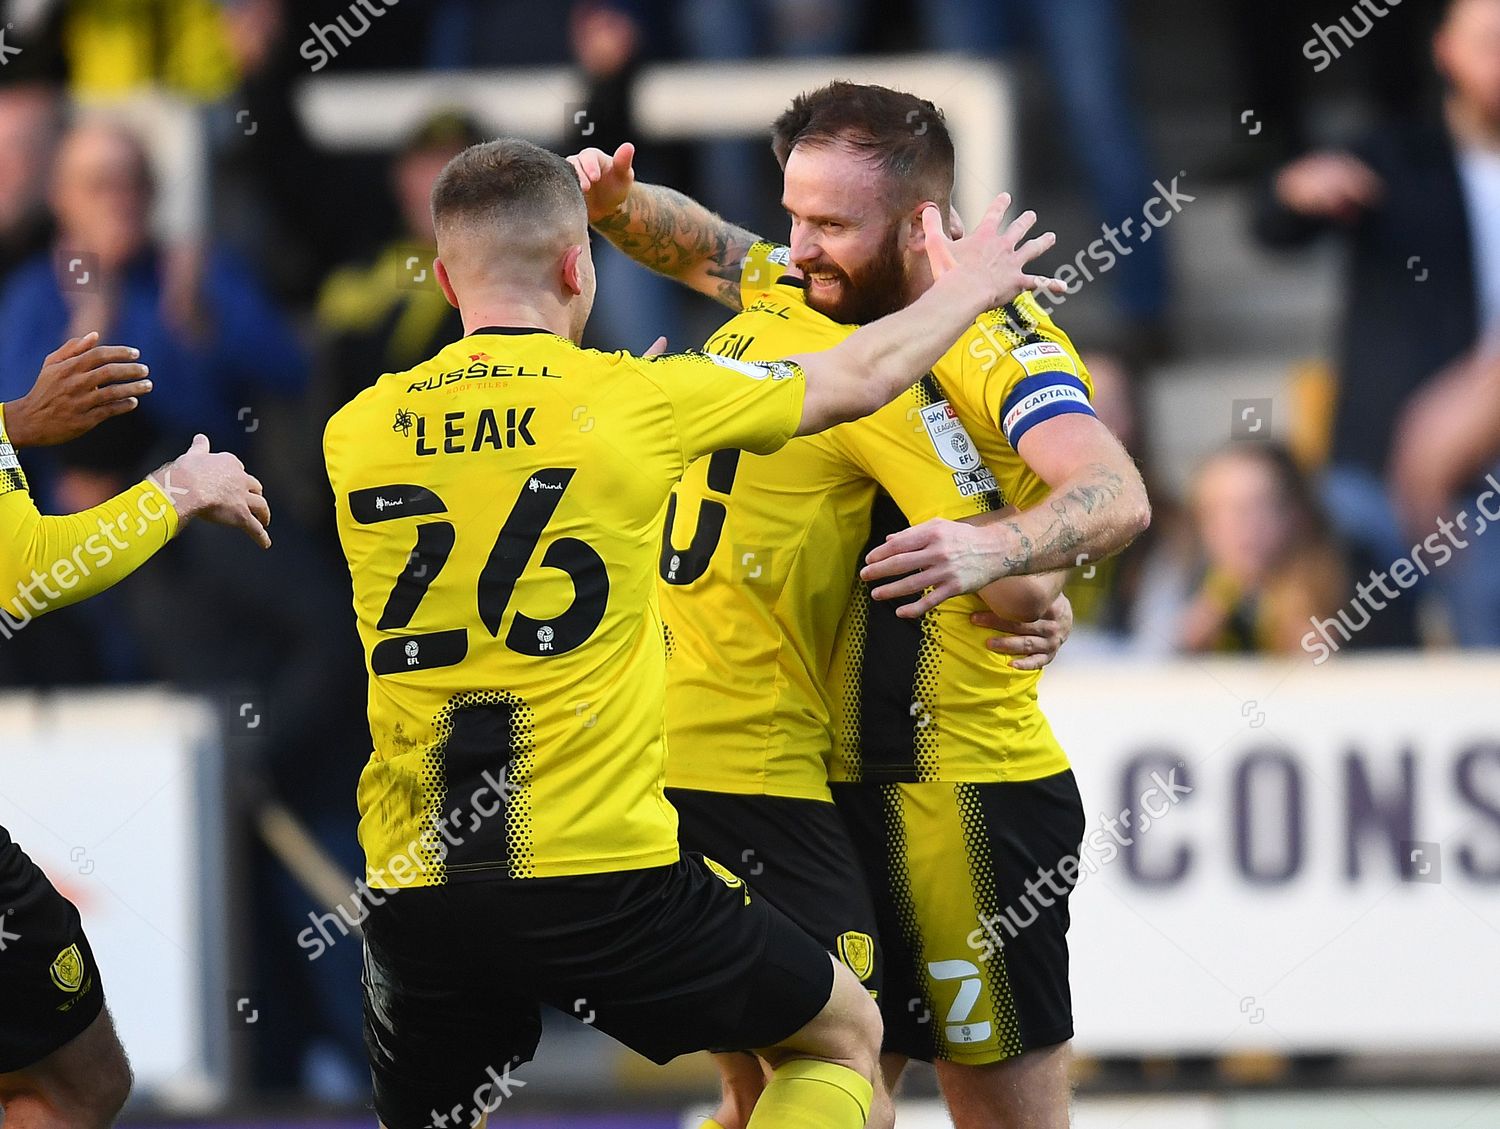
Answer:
[
  {"left": 2, "top": 332, "right": 152, "bottom": 448},
  {"left": 861, "top": 517, "right": 996, "bottom": 618},
  {"left": 920, "top": 192, "right": 1064, "bottom": 308}
]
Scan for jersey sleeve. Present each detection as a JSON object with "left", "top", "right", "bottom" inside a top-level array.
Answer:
[
  {"left": 0, "top": 405, "right": 179, "bottom": 623},
  {"left": 627, "top": 350, "right": 807, "bottom": 467},
  {"left": 968, "top": 298, "right": 1097, "bottom": 448},
  {"left": 739, "top": 240, "right": 794, "bottom": 305},
  {"left": 820, "top": 391, "right": 1000, "bottom": 525}
]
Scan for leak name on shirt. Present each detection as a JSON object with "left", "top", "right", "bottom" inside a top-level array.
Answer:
[{"left": 413, "top": 408, "right": 538, "bottom": 455}]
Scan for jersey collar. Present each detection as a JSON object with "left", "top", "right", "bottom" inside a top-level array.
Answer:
[{"left": 466, "top": 325, "right": 557, "bottom": 337}]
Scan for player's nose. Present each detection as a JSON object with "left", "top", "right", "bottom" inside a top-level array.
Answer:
[{"left": 788, "top": 221, "right": 819, "bottom": 268}]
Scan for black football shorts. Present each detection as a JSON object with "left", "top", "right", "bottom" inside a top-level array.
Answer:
[
  {"left": 668, "top": 786, "right": 882, "bottom": 995},
  {"left": 0, "top": 825, "right": 105, "bottom": 1073},
  {"left": 361, "top": 853, "right": 835, "bottom": 1129}
]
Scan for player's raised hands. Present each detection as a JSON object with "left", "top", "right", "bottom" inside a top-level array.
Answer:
[
  {"left": 567, "top": 141, "right": 638, "bottom": 223},
  {"left": 2, "top": 332, "right": 153, "bottom": 448},
  {"left": 157, "top": 434, "right": 273, "bottom": 549},
  {"left": 920, "top": 192, "right": 1063, "bottom": 309}
]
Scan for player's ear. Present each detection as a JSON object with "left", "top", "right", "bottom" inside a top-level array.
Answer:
[
  {"left": 947, "top": 203, "right": 965, "bottom": 241},
  {"left": 907, "top": 200, "right": 940, "bottom": 251},
  {"left": 560, "top": 244, "right": 586, "bottom": 297},
  {"left": 434, "top": 258, "right": 459, "bottom": 309}
]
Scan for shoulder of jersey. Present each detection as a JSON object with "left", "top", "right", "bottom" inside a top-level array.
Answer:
[
  {"left": 958, "top": 295, "right": 1085, "bottom": 372},
  {"left": 742, "top": 242, "right": 814, "bottom": 303}
]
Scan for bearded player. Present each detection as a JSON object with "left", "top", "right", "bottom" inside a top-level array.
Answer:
[
  {"left": 325, "top": 137, "right": 1061, "bottom": 1129},
  {"left": 571, "top": 82, "right": 1149, "bottom": 1129}
]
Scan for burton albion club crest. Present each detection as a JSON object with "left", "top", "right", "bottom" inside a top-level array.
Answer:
[
  {"left": 837, "top": 930, "right": 877, "bottom": 983},
  {"left": 50, "top": 943, "right": 86, "bottom": 993}
]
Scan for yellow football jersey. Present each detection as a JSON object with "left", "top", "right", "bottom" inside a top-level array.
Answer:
[
  {"left": 661, "top": 243, "right": 1056, "bottom": 799},
  {"left": 0, "top": 405, "right": 178, "bottom": 628},
  {"left": 829, "top": 293, "right": 1095, "bottom": 784},
  {"left": 325, "top": 327, "right": 805, "bottom": 886}
]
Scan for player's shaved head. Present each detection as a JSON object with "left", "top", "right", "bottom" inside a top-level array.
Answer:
[
  {"left": 431, "top": 138, "right": 589, "bottom": 288},
  {"left": 771, "top": 82, "right": 955, "bottom": 217},
  {"left": 430, "top": 138, "right": 595, "bottom": 337}
]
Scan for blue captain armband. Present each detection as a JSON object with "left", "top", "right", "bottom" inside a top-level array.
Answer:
[{"left": 999, "top": 371, "right": 1096, "bottom": 448}]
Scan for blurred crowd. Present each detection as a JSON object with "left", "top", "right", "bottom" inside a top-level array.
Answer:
[{"left": 1, "top": 0, "right": 1499, "bottom": 1098}]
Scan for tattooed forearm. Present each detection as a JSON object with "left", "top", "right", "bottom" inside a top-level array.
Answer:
[
  {"left": 593, "top": 183, "right": 763, "bottom": 310},
  {"left": 974, "top": 460, "right": 1147, "bottom": 577}
]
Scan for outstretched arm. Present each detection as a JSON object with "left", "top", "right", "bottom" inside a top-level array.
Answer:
[
  {"left": 569, "top": 142, "right": 764, "bottom": 310},
  {"left": 0, "top": 423, "right": 273, "bottom": 625}
]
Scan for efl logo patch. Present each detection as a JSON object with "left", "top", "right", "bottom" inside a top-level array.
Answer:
[
  {"left": 0, "top": 442, "right": 18, "bottom": 471},
  {"left": 1010, "top": 341, "right": 1077, "bottom": 378},
  {"left": 918, "top": 401, "right": 982, "bottom": 472},
  {"left": 767, "top": 245, "right": 791, "bottom": 267}
]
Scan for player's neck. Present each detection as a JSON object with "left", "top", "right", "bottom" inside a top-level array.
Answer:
[{"left": 458, "top": 299, "right": 577, "bottom": 343}]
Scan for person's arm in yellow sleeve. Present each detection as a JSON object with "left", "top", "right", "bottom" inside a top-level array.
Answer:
[
  {"left": 861, "top": 415, "right": 1149, "bottom": 617},
  {"left": 0, "top": 465, "right": 178, "bottom": 619},
  {"left": 0, "top": 423, "right": 273, "bottom": 624}
]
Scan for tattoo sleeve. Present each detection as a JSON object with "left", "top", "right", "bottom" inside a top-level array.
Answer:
[
  {"left": 978, "top": 460, "right": 1141, "bottom": 576},
  {"left": 592, "top": 183, "right": 764, "bottom": 311}
]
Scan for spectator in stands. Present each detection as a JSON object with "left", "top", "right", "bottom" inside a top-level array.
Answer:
[
  {"left": 1393, "top": 349, "right": 1500, "bottom": 529},
  {"left": 0, "top": 119, "right": 307, "bottom": 494},
  {"left": 0, "top": 115, "right": 367, "bottom": 1096},
  {"left": 914, "top": 0, "right": 1170, "bottom": 358},
  {"left": 1255, "top": 0, "right": 1500, "bottom": 645},
  {"left": 0, "top": 118, "right": 309, "bottom": 683},
  {"left": 0, "top": 85, "right": 62, "bottom": 286},
  {"left": 1174, "top": 444, "right": 1350, "bottom": 655},
  {"left": 566, "top": 1, "right": 687, "bottom": 352},
  {"left": 315, "top": 111, "right": 482, "bottom": 412}
]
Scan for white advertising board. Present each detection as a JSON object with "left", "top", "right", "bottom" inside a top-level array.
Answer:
[
  {"left": 1040, "top": 655, "right": 1500, "bottom": 1055},
  {"left": 0, "top": 691, "right": 228, "bottom": 1105}
]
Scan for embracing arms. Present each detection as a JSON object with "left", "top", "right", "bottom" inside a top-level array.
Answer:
[{"left": 862, "top": 413, "right": 1150, "bottom": 617}]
